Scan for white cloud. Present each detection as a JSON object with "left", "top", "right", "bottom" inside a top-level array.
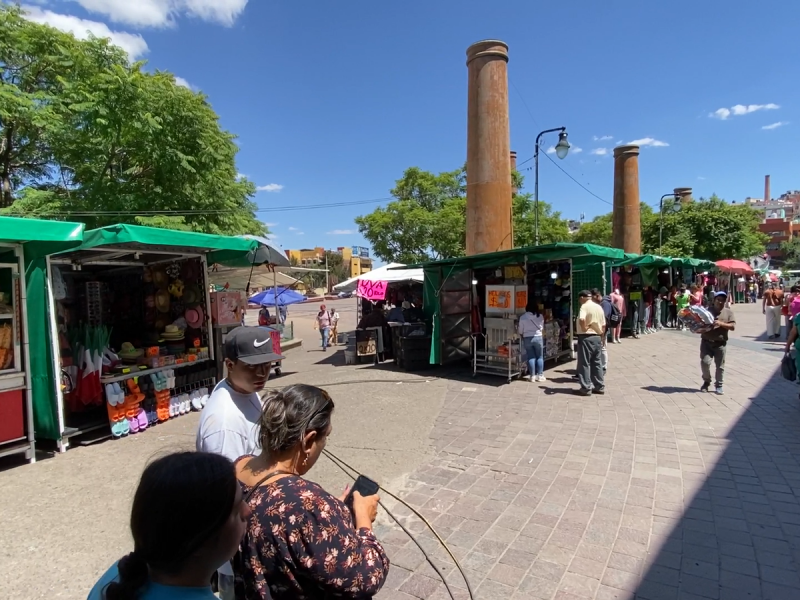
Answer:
[
  {"left": 256, "top": 183, "right": 283, "bottom": 193},
  {"left": 593, "top": 135, "right": 613, "bottom": 141},
  {"left": 762, "top": 121, "right": 788, "bottom": 130},
  {"left": 571, "top": 147, "right": 583, "bottom": 154},
  {"left": 262, "top": 222, "right": 277, "bottom": 227},
  {"left": 590, "top": 148, "right": 608, "bottom": 156},
  {"left": 546, "top": 146, "right": 556, "bottom": 154},
  {"left": 236, "top": 172, "right": 247, "bottom": 179},
  {"left": 23, "top": 6, "right": 149, "bottom": 58},
  {"left": 628, "top": 137, "right": 669, "bottom": 147},
  {"left": 327, "top": 229, "right": 354, "bottom": 235},
  {"left": 698, "top": 176, "right": 706, "bottom": 180},
  {"left": 710, "top": 103, "right": 779, "bottom": 120},
  {"left": 174, "top": 76, "right": 194, "bottom": 89},
  {"left": 62, "top": 0, "right": 249, "bottom": 28}
]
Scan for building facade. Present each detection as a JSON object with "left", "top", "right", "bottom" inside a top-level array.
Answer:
[
  {"left": 284, "top": 246, "right": 372, "bottom": 278},
  {"left": 746, "top": 191, "right": 800, "bottom": 262}
]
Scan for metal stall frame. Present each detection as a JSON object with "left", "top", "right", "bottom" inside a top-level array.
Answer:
[{"left": 0, "top": 243, "right": 36, "bottom": 462}]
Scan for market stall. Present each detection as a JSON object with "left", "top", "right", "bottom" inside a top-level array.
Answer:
[
  {"left": 415, "top": 243, "right": 625, "bottom": 380},
  {"left": 40, "top": 224, "right": 260, "bottom": 451},
  {"left": 334, "top": 263, "right": 427, "bottom": 365},
  {"left": 0, "top": 216, "right": 85, "bottom": 463}
]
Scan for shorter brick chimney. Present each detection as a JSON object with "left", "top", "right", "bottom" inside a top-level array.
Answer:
[
  {"left": 674, "top": 187, "right": 693, "bottom": 203},
  {"left": 765, "top": 175, "right": 771, "bottom": 203}
]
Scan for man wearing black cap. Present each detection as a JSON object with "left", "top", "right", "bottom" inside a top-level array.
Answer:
[
  {"left": 701, "top": 291, "right": 735, "bottom": 395},
  {"left": 196, "top": 326, "right": 283, "bottom": 599}
]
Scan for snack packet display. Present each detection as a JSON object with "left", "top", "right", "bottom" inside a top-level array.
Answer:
[{"left": 677, "top": 305, "right": 715, "bottom": 334}]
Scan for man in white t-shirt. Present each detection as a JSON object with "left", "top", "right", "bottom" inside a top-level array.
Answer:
[{"left": 196, "top": 326, "right": 283, "bottom": 599}]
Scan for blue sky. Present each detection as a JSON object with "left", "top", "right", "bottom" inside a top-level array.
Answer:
[{"left": 22, "top": 1, "right": 800, "bottom": 257}]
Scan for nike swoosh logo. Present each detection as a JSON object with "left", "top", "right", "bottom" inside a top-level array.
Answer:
[{"left": 254, "top": 339, "right": 269, "bottom": 348}]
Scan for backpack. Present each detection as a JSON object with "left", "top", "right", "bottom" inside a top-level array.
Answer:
[{"left": 605, "top": 298, "right": 621, "bottom": 327}]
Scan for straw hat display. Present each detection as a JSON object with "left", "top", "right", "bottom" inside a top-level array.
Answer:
[{"left": 155, "top": 289, "right": 170, "bottom": 313}]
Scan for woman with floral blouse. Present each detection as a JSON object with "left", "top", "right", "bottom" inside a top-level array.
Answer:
[{"left": 233, "top": 384, "right": 389, "bottom": 599}]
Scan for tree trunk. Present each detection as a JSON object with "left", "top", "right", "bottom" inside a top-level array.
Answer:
[{"left": 0, "top": 125, "right": 13, "bottom": 208}]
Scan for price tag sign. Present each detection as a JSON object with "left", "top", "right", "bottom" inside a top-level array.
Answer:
[
  {"left": 487, "top": 290, "right": 511, "bottom": 310},
  {"left": 515, "top": 290, "right": 527, "bottom": 310},
  {"left": 357, "top": 280, "right": 388, "bottom": 301}
]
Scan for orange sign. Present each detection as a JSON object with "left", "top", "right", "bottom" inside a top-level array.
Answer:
[
  {"left": 515, "top": 290, "right": 527, "bottom": 309},
  {"left": 487, "top": 289, "right": 512, "bottom": 310}
]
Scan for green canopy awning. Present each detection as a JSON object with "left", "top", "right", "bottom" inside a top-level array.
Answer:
[
  {"left": 0, "top": 216, "right": 85, "bottom": 259},
  {"left": 72, "top": 224, "right": 260, "bottom": 266},
  {"left": 402, "top": 242, "right": 626, "bottom": 272},
  {"left": 672, "top": 257, "right": 715, "bottom": 269},
  {"left": 615, "top": 254, "right": 674, "bottom": 267}
]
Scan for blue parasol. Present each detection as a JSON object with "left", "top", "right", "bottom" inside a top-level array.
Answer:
[{"left": 249, "top": 287, "right": 307, "bottom": 307}]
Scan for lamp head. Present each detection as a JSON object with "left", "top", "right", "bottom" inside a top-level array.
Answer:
[{"left": 555, "top": 130, "right": 570, "bottom": 159}]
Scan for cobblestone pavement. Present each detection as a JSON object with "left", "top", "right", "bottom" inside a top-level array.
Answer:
[{"left": 376, "top": 302, "right": 800, "bottom": 600}]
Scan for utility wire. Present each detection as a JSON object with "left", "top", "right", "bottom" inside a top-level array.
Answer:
[
  {"left": 323, "top": 449, "right": 474, "bottom": 600},
  {"left": 540, "top": 147, "right": 612, "bottom": 206}
]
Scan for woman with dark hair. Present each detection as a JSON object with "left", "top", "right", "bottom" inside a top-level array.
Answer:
[
  {"left": 234, "top": 384, "right": 389, "bottom": 599},
  {"left": 89, "top": 452, "right": 250, "bottom": 599},
  {"left": 517, "top": 301, "right": 545, "bottom": 382}
]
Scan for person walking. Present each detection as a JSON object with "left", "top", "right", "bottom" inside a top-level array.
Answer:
[
  {"left": 592, "top": 289, "right": 614, "bottom": 373},
  {"left": 328, "top": 307, "right": 340, "bottom": 346},
  {"left": 315, "top": 304, "right": 332, "bottom": 351},
  {"left": 700, "top": 291, "right": 736, "bottom": 394},
  {"left": 576, "top": 290, "right": 606, "bottom": 396},
  {"left": 517, "top": 302, "right": 545, "bottom": 382},
  {"left": 676, "top": 286, "right": 690, "bottom": 330},
  {"left": 609, "top": 289, "right": 625, "bottom": 343},
  {"left": 196, "top": 327, "right": 283, "bottom": 600},
  {"left": 763, "top": 282, "right": 784, "bottom": 339}
]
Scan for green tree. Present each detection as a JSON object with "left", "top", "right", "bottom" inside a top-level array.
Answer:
[
  {"left": 0, "top": 5, "right": 264, "bottom": 235},
  {"left": 571, "top": 195, "right": 767, "bottom": 260},
  {"left": 355, "top": 167, "right": 467, "bottom": 263},
  {"left": 571, "top": 213, "right": 612, "bottom": 246},
  {"left": 355, "top": 166, "right": 569, "bottom": 263},
  {"left": 780, "top": 238, "right": 800, "bottom": 269}
]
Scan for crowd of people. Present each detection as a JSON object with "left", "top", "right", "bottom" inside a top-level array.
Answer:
[{"left": 90, "top": 325, "right": 390, "bottom": 600}]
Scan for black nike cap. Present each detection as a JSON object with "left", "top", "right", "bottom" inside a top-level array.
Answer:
[{"left": 224, "top": 326, "right": 284, "bottom": 365}]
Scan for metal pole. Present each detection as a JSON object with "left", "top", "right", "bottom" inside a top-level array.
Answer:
[
  {"left": 534, "top": 136, "right": 540, "bottom": 246},
  {"left": 534, "top": 127, "right": 567, "bottom": 246},
  {"left": 325, "top": 252, "right": 330, "bottom": 295}
]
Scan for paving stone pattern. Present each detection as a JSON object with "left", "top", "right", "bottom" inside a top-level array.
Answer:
[{"left": 376, "top": 305, "right": 800, "bottom": 599}]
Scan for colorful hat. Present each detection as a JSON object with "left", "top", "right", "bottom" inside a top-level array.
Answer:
[
  {"left": 155, "top": 289, "right": 170, "bottom": 313},
  {"left": 185, "top": 305, "right": 205, "bottom": 329}
]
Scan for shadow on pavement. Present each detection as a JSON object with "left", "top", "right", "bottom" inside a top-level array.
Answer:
[
  {"left": 633, "top": 363, "right": 800, "bottom": 599},
  {"left": 641, "top": 385, "right": 701, "bottom": 394}
]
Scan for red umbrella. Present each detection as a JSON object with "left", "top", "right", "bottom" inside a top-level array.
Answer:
[{"left": 715, "top": 259, "right": 754, "bottom": 275}]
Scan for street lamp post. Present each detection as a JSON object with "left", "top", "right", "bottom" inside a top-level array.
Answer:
[
  {"left": 659, "top": 193, "right": 679, "bottom": 255},
  {"left": 534, "top": 127, "right": 570, "bottom": 246}
]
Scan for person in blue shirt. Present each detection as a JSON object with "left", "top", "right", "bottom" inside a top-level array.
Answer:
[{"left": 88, "top": 452, "right": 250, "bottom": 600}]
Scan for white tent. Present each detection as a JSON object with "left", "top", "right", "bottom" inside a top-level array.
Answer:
[{"left": 333, "top": 262, "right": 424, "bottom": 293}]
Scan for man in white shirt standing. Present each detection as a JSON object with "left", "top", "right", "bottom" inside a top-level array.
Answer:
[
  {"left": 196, "top": 326, "right": 283, "bottom": 599},
  {"left": 576, "top": 290, "right": 606, "bottom": 397}
]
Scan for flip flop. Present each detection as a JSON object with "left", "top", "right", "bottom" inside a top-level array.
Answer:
[
  {"left": 128, "top": 414, "right": 139, "bottom": 434},
  {"left": 119, "top": 417, "right": 130, "bottom": 436},
  {"left": 191, "top": 391, "right": 202, "bottom": 411}
]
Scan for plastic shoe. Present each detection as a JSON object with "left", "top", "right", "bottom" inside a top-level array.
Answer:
[
  {"left": 136, "top": 408, "right": 148, "bottom": 431},
  {"left": 128, "top": 415, "right": 140, "bottom": 434},
  {"left": 119, "top": 417, "right": 130, "bottom": 436},
  {"left": 179, "top": 394, "right": 188, "bottom": 415},
  {"left": 191, "top": 391, "right": 202, "bottom": 411},
  {"left": 169, "top": 396, "right": 177, "bottom": 418}
]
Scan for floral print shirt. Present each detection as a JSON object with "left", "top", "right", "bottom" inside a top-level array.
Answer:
[{"left": 235, "top": 472, "right": 389, "bottom": 599}]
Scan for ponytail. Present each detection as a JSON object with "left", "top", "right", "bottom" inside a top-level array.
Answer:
[{"left": 103, "top": 551, "right": 148, "bottom": 600}]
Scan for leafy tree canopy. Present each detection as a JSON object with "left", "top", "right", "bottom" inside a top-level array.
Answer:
[
  {"left": 355, "top": 166, "right": 569, "bottom": 263},
  {"left": 574, "top": 195, "right": 767, "bottom": 261},
  {"left": 0, "top": 5, "right": 264, "bottom": 235}
]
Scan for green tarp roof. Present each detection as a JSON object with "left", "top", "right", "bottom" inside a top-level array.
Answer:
[
  {"left": 615, "top": 254, "right": 715, "bottom": 270},
  {"left": 0, "top": 216, "right": 85, "bottom": 259},
  {"left": 73, "top": 224, "right": 260, "bottom": 266},
  {"left": 403, "top": 242, "right": 626, "bottom": 272}
]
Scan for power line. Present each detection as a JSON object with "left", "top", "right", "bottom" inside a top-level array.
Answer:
[{"left": 540, "top": 149, "right": 612, "bottom": 206}]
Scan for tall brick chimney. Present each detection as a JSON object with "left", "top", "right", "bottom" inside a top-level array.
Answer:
[
  {"left": 465, "top": 40, "right": 512, "bottom": 256},
  {"left": 612, "top": 145, "right": 641, "bottom": 254},
  {"left": 765, "top": 175, "right": 771, "bottom": 203}
]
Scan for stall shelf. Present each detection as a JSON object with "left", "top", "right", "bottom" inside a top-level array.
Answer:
[
  {"left": 0, "top": 217, "right": 85, "bottom": 463},
  {"left": 41, "top": 224, "right": 260, "bottom": 452}
]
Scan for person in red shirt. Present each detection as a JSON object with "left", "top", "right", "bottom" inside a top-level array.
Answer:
[{"left": 689, "top": 285, "right": 703, "bottom": 307}]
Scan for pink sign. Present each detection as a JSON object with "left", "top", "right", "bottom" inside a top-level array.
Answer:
[{"left": 357, "top": 279, "right": 388, "bottom": 301}]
